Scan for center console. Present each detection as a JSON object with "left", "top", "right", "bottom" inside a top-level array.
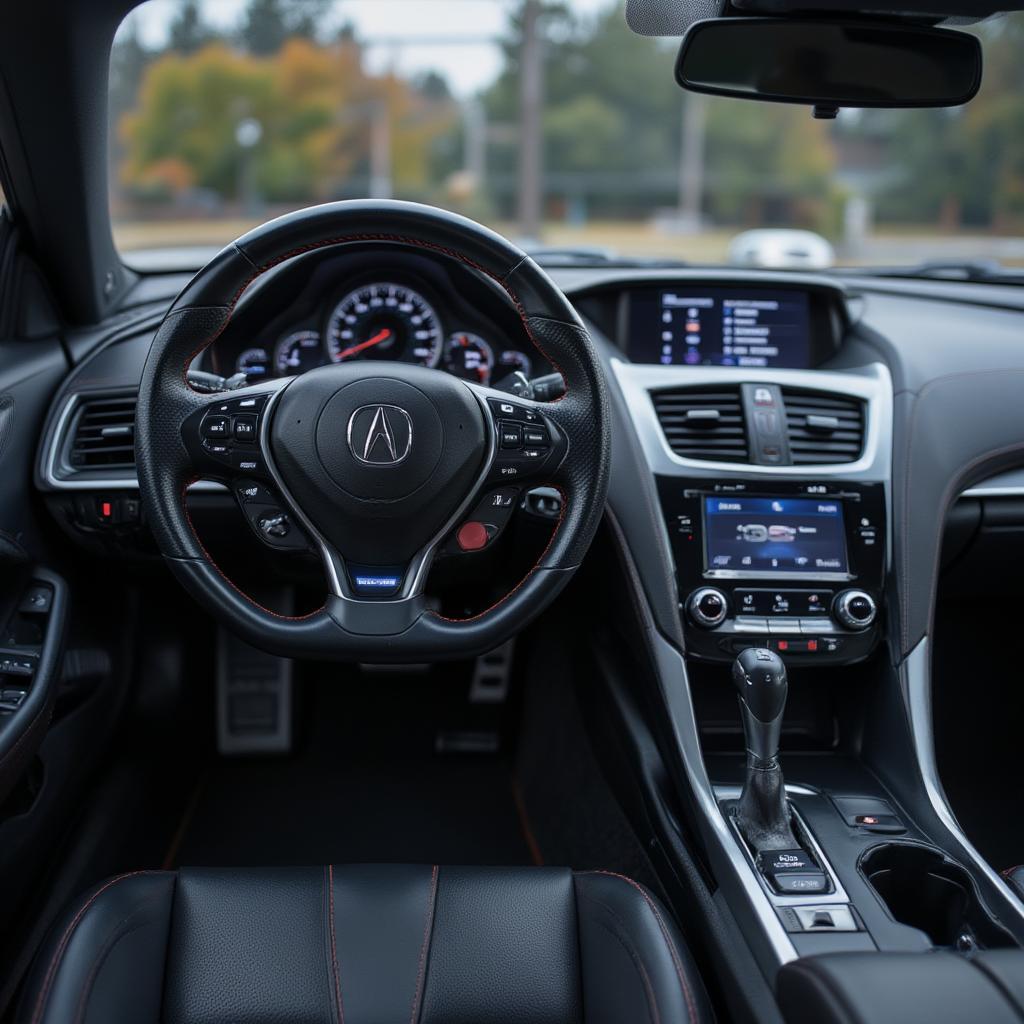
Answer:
[{"left": 659, "top": 478, "right": 885, "bottom": 664}]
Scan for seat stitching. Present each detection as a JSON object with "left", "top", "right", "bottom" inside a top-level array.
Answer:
[
  {"left": 327, "top": 865, "right": 345, "bottom": 1024},
  {"left": 30, "top": 871, "right": 158, "bottom": 1024},
  {"left": 72, "top": 893, "right": 165, "bottom": 1024},
  {"left": 577, "top": 888, "right": 661, "bottom": 1024},
  {"left": 579, "top": 871, "right": 698, "bottom": 1024},
  {"left": 409, "top": 864, "right": 439, "bottom": 1024}
]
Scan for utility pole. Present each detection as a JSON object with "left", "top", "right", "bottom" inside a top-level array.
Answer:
[
  {"left": 369, "top": 98, "right": 392, "bottom": 200},
  {"left": 678, "top": 93, "right": 707, "bottom": 232},
  {"left": 518, "top": 0, "right": 543, "bottom": 240}
]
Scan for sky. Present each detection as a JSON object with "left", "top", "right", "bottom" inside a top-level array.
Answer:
[{"left": 124, "top": 0, "right": 618, "bottom": 97}]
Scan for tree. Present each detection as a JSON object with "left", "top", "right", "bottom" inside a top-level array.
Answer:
[
  {"left": 238, "top": 0, "right": 330, "bottom": 56},
  {"left": 168, "top": 1, "right": 215, "bottom": 55}
]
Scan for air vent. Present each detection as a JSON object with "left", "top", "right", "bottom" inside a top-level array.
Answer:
[
  {"left": 781, "top": 388, "right": 865, "bottom": 465},
  {"left": 652, "top": 385, "right": 749, "bottom": 462},
  {"left": 68, "top": 394, "right": 137, "bottom": 470}
]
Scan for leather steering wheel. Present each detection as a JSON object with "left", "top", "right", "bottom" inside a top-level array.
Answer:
[{"left": 135, "top": 201, "right": 611, "bottom": 660}]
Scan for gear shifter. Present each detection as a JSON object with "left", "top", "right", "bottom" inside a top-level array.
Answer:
[{"left": 731, "top": 648, "right": 829, "bottom": 894}]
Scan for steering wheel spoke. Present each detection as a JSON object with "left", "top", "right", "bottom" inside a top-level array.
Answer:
[{"left": 136, "top": 202, "right": 609, "bottom": 661}]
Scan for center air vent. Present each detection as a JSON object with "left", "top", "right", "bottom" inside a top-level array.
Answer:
[
  {"left": 781, "top": 387, "right": 865, "bottom": 465},
  {"left": 652, "top": 385, "right": 749, "bottom": 462},
  {"left": 68, "top": 394, "right": 137, "bottom": 470}
]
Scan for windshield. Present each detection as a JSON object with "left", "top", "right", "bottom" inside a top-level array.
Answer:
[{"left": 109, "top": 2, "right": 1024, "bottom": 270}]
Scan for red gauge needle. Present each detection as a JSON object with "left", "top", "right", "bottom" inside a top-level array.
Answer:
[{"left": 336, "top": 327, "right": 392, "bottom": 361}]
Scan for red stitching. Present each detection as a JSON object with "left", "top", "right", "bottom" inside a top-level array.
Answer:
[
  {"left": 327, "top": 865, "right": 345, "bottom": 1024},
  {"left": 178, "top": 231, "right": 569, "bottom": 395},
  {"left": 409, "top": 864, "right": 439, "bottom": 1024},
  {"left": 30, "top": 871, "right": 158, "bottom": 1024},
  {"left": 171, "top": 226, "right": 576, "bottom": 623},
  {"left": 181, "top": 476, "right": 325, "bottom": 620},
  {"left": 581, "top": 871, "right": 699, "bottom": 1024},
  {"left": 430, "top": 484, "right": 568, "bottom": 623}
]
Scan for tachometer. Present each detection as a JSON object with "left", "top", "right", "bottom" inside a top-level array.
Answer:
[
  {"left": 446, "top": 331, "right": 494, "bottom": 384},
  {"left": 325, "top": 282, "right": 442, "bottom": 368},
  {"left": 274, "top": 329, "right": 322, "bottom": 376}
]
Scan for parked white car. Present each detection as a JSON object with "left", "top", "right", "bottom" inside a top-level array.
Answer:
[{"left": 728, "top": 229, "right": 836, "bottom": 269}]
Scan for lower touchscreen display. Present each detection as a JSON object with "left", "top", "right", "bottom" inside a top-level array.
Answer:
[
  {"left": 704, "top": 496, "right": 849, "bottom": 577},
  {"left": 627, "top": 287, "right": 811, "bottom": 368}
]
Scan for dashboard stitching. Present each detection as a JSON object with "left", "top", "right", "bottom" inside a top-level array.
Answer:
[{"left": 179, "top": 475, "right": 326, "bottom": 621}]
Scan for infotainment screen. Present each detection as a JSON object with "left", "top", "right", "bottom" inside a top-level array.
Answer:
[
  {"left": 627, "top": 288, "right": 811, "bottom": 368},
  {"left": 703, "top": 496, "right": 849, "bottom": 578}
]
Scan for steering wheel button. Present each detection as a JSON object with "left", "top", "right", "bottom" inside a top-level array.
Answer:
[
  {"left": 233, "top": 415, "right": 257, "bottom": 441},
  {"left": 203, "top": 441, "right": 231, "bottom": 461},
  {"left": 235, "top": 480, "right": 276, "bottom": 504},
  {"left": 500, "top": 423, "right": 523, "bottom": 449},
  {"left": 201, "top": 415, "right": 230, "bottom": 438},
  {"left": 523, "top": 426, "right": 548, "bottom": 446},
  {"left": 457, "top": 521, "right": 490, "bottom": 551},
  {"left": 232, "top": 452, "right": 264, "bottom": 474}
]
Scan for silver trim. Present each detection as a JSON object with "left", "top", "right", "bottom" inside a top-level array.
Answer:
[
  {"left": 716, "top": 792, "right": 853, "bottom": 909},
  {"left": 904, "top": 637, "right": 1024, "bottom": 927},
  {"left": 834, "top": 589, "right": 877, "bottom": 630},
  {"left": 960, "top": 467, "right": 1024, "bottom": 498},
  {"left": 41, "top": 392, "right": 227, "bottom": 493},
  {"left": 258, "top": 378, "right": 499, "bottom": 602},
  {"left": 611, "top": 360, "right": 893, "bottom": 483}
]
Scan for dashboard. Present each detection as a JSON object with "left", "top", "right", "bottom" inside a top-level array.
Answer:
[{"left": 199, "top": 247, "right": 548, "bottom": 390}]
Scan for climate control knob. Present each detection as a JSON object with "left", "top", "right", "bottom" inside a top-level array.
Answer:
[
  {"left": 833, "top": 589, "right": 877, "bottom": 631},
  {"left": 687, "top": 587, "right": 728, "bottom": 629}
]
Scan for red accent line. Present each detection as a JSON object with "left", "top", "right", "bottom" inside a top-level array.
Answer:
[
  {"left": 580, "top": 870, "right": 699, "bottom": 1024},
  {"left": 409, "top": 865, "right": 439, "bottom": 1024},
  {"left": 327, "top": 865, "right": 345, "bottom": 1024},
  {"left": 174, "top": 230, "right": 574, "bottom": 624},
  {"left": 31, "top": 872, "right": 158, "bottom": 1024},
  {"left": 181, "top": 477, "right": 325, "bottom": 620}
]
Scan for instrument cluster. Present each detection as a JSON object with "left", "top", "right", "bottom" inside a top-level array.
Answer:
[{"left": 225, "top": 279, "right": 535, "bottom": 389}]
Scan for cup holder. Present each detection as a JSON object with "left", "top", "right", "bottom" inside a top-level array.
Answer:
[{"left": 861, "top": 843, "right": 1013, "bottom": 950}]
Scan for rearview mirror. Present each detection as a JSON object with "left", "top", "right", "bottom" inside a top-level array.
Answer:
[{"left": 676, "top": 19, "right": 983, "bottom": 116}]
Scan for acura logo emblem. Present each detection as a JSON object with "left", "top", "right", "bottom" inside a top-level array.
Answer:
[{"left": 347, "top": 404, "right": 413, "bottom": 465}]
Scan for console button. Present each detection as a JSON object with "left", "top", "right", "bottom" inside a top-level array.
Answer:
[
  {"left": 762, "top": 849, "right": 816, "bottom": 875},
  {"left": 733, "top": 616, "right": 770, "bottom": 633},
  {"left": 767, "top": 618, "right": 801, "bottom": 635},
  {"left": 771, "top": 872, "right": 829, "bottom": 895}
]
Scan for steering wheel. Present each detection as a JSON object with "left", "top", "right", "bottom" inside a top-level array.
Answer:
[{"left": 135, "top": 201, "right": 611, "bottom": 661}]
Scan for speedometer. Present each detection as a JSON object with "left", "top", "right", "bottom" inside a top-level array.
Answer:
[{"left": 325, "top": 282, "right": 442, "bottom": 368}]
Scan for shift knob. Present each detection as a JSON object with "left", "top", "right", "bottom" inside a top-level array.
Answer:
[{"left": 732, "top": 648, "right": 788, "bottom": 766}]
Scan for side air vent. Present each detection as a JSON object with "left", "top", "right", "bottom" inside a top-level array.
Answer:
[
  {"left": 68, "top": 394, "right": 137, "bottom": 470},
  {"left": 781, "top": 387, "right": 865, "bottom": 465},
  {"left": 652, "top": 385, "right": 749, "bottom": 462}
]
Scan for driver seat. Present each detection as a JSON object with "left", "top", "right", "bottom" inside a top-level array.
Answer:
[{"left": 22, "top": 864, "right": 713, "bottom": 1024}]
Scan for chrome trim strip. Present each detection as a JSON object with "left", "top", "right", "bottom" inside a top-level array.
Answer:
[
  {"left": 960, "top": 468, "right": 1024, "bottom": 498},
  {"left": 610, "top": 360, "right": 893, "bottom": 483},
  {"left": 904, "top": 637, "right": 1024, "bottom": 925}
]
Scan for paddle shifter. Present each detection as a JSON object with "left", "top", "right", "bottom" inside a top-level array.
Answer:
[{"left": 731, "top": 648, "right": 829, "bottom": 895}]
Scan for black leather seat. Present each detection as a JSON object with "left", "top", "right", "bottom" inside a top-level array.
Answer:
[{"left": 21, "top": 864, "right": 713, "bottom": 1024}]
